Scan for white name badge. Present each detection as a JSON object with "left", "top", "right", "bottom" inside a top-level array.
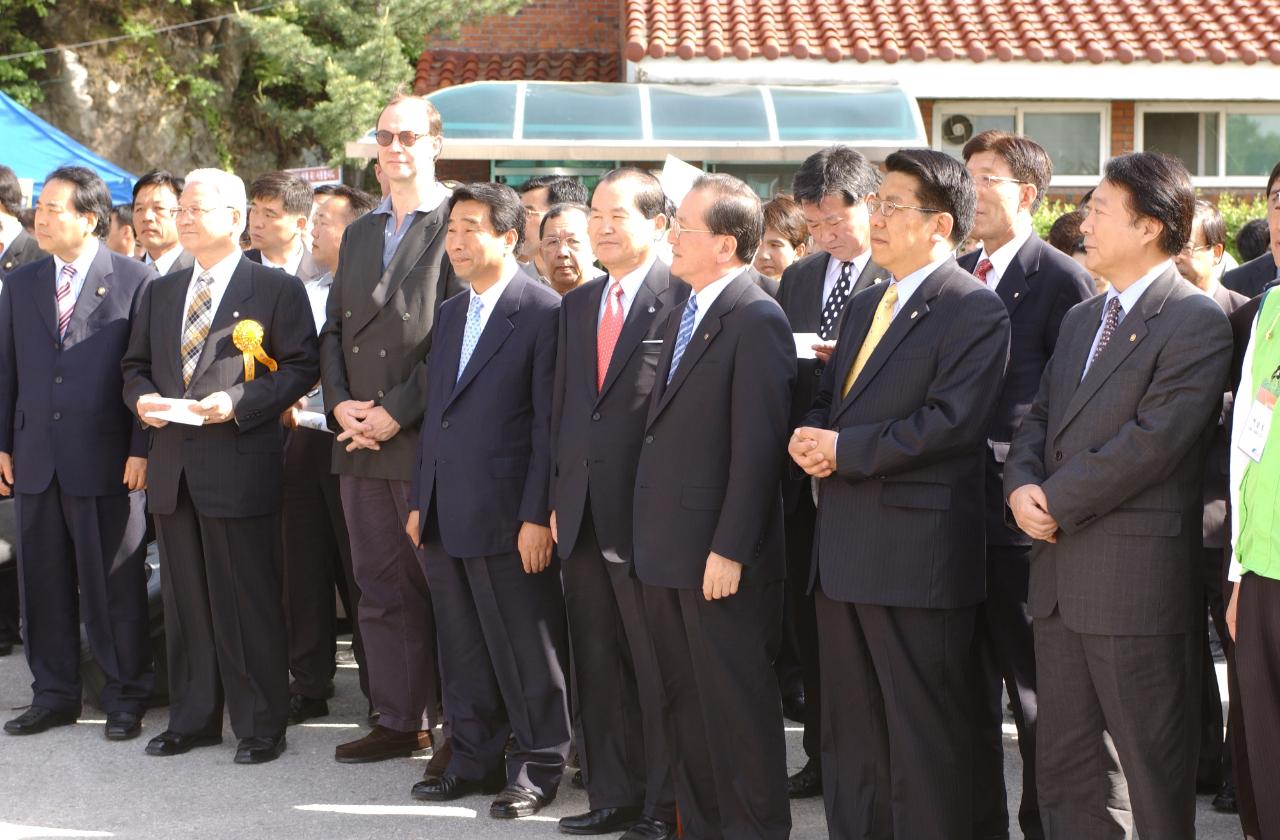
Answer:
[{"left": 1239, "top": 386, "right": 1276, "bottom": 463}]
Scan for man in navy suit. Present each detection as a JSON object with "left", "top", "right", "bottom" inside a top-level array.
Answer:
[
  {"left": 406, "top": 183, "right": 570, "bottom": 819},
  {"left": 958, "top": 130, "right": 1094, "bottom": 840},
  {"left": 0, "top": 166, "right": 156, "bottom": 740},
  {"left": 634, "top": 174, "right": 796, "bottom": 839},
  {"left": 1222, "top": 161, "right": 1280, "bottom": 299}
]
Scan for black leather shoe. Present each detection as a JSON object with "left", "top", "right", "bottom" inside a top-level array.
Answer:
[
  {"left": 104, "top": 711, "right": 142, "bottom": 741},
  {"left": 144, "top": 729, "right": 222, "bottom": 756},
  {"left": 781, "top": 691, "right": 807, "bottom": 724},
  {"left": 490, "top": 784, "right": 551, "bottom": 819},
  {"left": 787, "top": 761, "right": 822, "bottom": 798},
  {"left": 234, "top": 732, "right": 286, "bottom": 764},
  {"left": 570, "top": 769, "right": 584, "bottom": 789},
  {"left": 1213, "top": 780, "right": 1238, "bottom": 813},
  {"left": 4, "top": 706, "right": 78, "bottom": 735},
  {"left": 287, "top": 694, "right": 329, "bottom": 725},
  {"left": 620, "top": 817, "right": 676, "bottom": 840},
  {"left": 558, "top": 806, "right": 642, "bottom": 835},
  {"left": 412, "top": 772, "right": 504, "bottom": 802}
]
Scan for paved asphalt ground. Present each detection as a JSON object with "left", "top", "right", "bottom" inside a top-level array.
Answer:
[{"left": 0, "top": 641, "right": 1246, "bottom": 839}]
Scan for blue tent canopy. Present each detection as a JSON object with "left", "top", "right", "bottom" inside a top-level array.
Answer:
[{"left": 0, "top": 90, "right": 136, "bottom": 205}]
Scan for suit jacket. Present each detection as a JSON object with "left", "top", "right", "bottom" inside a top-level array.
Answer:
[
  {"left": 0, "top": 246, "right": 155, "bottom": 496},
  {"left": 121, "top": 255, "right": 320, "bottom": 518},
  {"left": 776, "top": 251, "right": 890, "bottom": 513},
  {"left": 803, "top": 258, "right": 1010, "bottom": 608},
  {"left": 0, "top": 231, "right": 45, "bottom": 279},
  {"left": 550, "top": 261, "right": 689, "bottom": 563},
  {"left": 245, "top": 247, "right": 325, "bottom": 283},
  {"left": 754, "top": 272, "right": 780, "bottom": 298},
  {"left": 1004, "top": 267, "right": 1232, "bottom": 635},
  {"left": 411, "top": 271, "right": 560, "bottom": 558},
  {"left": 1222, "top": 252, "right": 1276, "bottom": 299},
  {"left": 1201, "top": 283, "right": 1249, "bottom": 547},
  {"left": 632, "top": 268, "right": 795, "bottom": 590},
  {"left": 959, "top": 235, "right": 1094, "bottom": 546},
  {"left": 320, "top": 202, "right": 462, "bottom": 481}
]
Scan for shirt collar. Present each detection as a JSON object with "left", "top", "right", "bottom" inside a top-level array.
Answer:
[
  {"left": 692, "top": 264, "right": 747, "bottom": 311},
  {"left": 193, "top": 248, "right": 244, "bottom": 287},
  {"left": 1107, "top": 258, "right": 1172, "bottom": 317},
  {"left": 374, "top": 182, "right": 452, "bottom": 218},
  {"left": 469, "top": 259, "right": 520, "bottom": 311},
  {"left": 977, "top": 225, "right": 1033, "bottom": 282},
  {"left": 151, "top": 243, "right": 185, "bottom": 275},
  {"left": 890, "top": 254, "right": 950, "bottom": 303},
  {"left": 261, "top": 242, "right": 304, "bottom": 276},
  {"left": 608, "top": 255, "right": 658, "bottom": 302},
  {"left": 826, "top": 249, "right": 873, "bottom": 283},
  {"left": 53, "top": 237, "right": 99, "bottom": 282}
]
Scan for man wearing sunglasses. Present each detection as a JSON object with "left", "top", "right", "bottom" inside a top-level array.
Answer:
[
  {"left": 790, "top": 149, "right": 1010, "bottom": 839},
  {"left": 320, "top": 91, "right": 463, "bottom": 769}
]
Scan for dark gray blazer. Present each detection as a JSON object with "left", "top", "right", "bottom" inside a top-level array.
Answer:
[
  {"left": 319, "top": 201, "right": 462, "bottom": 481},
  {"left": 1222, "top": 251, "right": 1276, "bottom": 299},
  {"left": 803, "top": 258, "right": 1010, "bottom": 609},
  {"left": 1004, "top": 266, "right": 1232, "bottom": 636},
  {"left": 0, "top": 230, "right": 45, "bottom": 278}
]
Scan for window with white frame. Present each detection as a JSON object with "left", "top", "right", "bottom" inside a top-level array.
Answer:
[
  {"left": 933, "top": 103, "right": 1107, "bottom": 183},
  {"left": 1138, "top": 104, "right": 1280, "bottom": 183}
]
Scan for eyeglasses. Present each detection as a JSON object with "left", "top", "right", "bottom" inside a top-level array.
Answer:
[
  {"left": 668, "top": 219, "right": 718, "bottom": 239},
  {"left": 1180, "top": 242, "right": 1214, "bottom": 256},
  {"left": 133, "top": 203, "right": 179, "bottom": 217},
  {"left": 866, "top": 197, "right": 944, "bottom": 218},
  {"left": 976, "top": 174, "right": 1027, "bottom": 188},
  {"left": 375, "top": 129, "right": 432, "bottom": 148},
  {"left": 175, "top": 205, "right": 234, "bottom": 219}
]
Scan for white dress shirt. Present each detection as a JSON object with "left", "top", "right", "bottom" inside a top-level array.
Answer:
[
  {"left": 1081, "top": 259, "right": 1171, "bottom": 380},
  {"left": 260, "top": 241, "right": 304, "bottom": 277},
  {"left": 689, "top": 265, "right": 748, "bottom": 333},
  {"left": 598, "top": 255, "right": 657, "bottom": 326},
  {"left": 149, "top": 243, "right": 186, "bottom": 276},
  {"left": 181, "top": 250, "right": 242, "bottom": 333},
  {"left": 467, "top": 260, "right": 520, "bottom": 337},
  {"left": 52, "top": 237, "right": 98, "bottom": 308},
  {"left": 887, "top": 255, "right": 950, "bottom": 320},
  {"left": 974, "top": 225, "right": 1033, "bottom": 290},
  {"left": 822, "top": 249, "right": 874, "bottom": 305}
]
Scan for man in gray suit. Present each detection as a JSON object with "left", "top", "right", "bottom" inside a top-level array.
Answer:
[
  {"left": 131, "top": 171, "right": 194, "bottom": 277},
  {"left": 1005, "top": 152, "right": 1233, "bottom": 839},
  {"left": 320, "top": 92, "right": 461, "bottom": 765}
]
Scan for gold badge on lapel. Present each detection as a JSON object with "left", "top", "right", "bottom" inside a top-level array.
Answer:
[
  {"left": 231, "top": 319, "right": 278, "bottom": 381},
  {"left": 96, "top": 286, "right": 106, "bottom": 297}
]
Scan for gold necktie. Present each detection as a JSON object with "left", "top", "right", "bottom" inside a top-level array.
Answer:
[{"left": 842, "top": 283, "right": 899, "bottom": 397}]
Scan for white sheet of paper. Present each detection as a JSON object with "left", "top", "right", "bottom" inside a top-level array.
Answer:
[
  {"left": 659, "top": 155, "right": 704, "bottom": 208},
  {"left": 144, "top": 398, "right": 205, "bottom": 426},
  {"left": 793, "top": 333, "right": 823, "bottom": 360},
  {"left": 296, "top": 410, "right": 332, "bottom": 433}
]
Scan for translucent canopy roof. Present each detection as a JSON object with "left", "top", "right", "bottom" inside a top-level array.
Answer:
[{"left": 346, "top": 82, "right": 925, "bottom": 162}]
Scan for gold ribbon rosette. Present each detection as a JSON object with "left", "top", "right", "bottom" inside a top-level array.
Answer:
[{"left": 231, "top": 319, "right": 278, "bottom": 382}]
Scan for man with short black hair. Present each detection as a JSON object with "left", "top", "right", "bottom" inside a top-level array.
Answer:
[
  {"left": 1223, "top": 162, "right": 1280, "bottom": 298},
  {"left": 1005, "top": 152, "right": 1232, "bottom": 839},
  {"left": 131, "top": 170, "right": 192, "bottom": 277},
  {"left": 105, "top": 204, "right": 140, "bottom": 259},
  {"left": 518, "top": 176, "right": 588, "bottom": 281},
  {"left": 791, "top": 149, "right": 1010, "bottom": 838},
  {"left": 959, "top": 129, "right": 1094, "bottom": 840},
  {"left": 0, "top": 166, "right": 156, "bottom": 739},
  {"left": 1236, "top": 217, "right": 1270, "bottom": 265},
  {"left": 247, "top": 172, "right": 319, "bottom": 281},
  {"left": 0, "top": 165, "right": 44, "bottom": 284}
]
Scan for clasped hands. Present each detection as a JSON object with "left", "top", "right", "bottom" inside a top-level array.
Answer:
[
  {"left": 1008, "top": 484, "right": 1059, "bottom": 543},
  {"left": 334, "top": 399, "right": 400, "bottom": 452},
  {"left": 788, "top": 427, "right": 839, "bottom": 479}
]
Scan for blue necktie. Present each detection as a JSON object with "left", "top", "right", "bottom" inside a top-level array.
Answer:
[
  {"left": 666, "top": 295, "right": 698, "bottom": 385},
  {"left": 457, "top": 295, "right": 484, "bottom": 383}
]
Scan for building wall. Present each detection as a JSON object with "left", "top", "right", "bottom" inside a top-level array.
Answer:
[
  {"left": 437, "top": 160, "right": 492, "bottom": 184},
  {"left": 1110, "top": 100, "right": 1135, "bottom": 156},
  {"left": 427, "top": 0, "right": 620, "bottom": 52}
]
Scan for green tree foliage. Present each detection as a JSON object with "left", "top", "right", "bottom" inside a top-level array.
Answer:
[
  {"left": 239, "top": 0, "right": 523, "bottom": 162},
  {"left": 0, "top": 0, "right": 55, "bottom": 105}
]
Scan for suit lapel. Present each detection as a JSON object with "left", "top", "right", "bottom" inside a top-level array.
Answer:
[
  {"left": 64, "top": 246, "right": 113, "bottom": 348},
  {"left": 448, "top": 274, "right": 523, "bottom": 406},
  {"left": 996, "top": 237, "right": 1036, "bottom": 318},
  {"left": 580, "top": 276, "right": 608, "bottom": 399},
  {"left": 650, "top": 274, "right": 748, "bottom": 423},
  {"left": 796, "top": 256, "right": 829, "bottom": 331},
  {"left": 295, "top": 249, "right": 323, "bottom": 282},
  {"left": 29, "top": 258, "right": 58, "bottom": 341},
  {"left": 349, "top": 205, "right": 446, "bottom": 335},
  {"left": 852, "top": 257, "right": 891, "bottom": 294},
  {"left": 189, "top": 257, "right": 255, "bottom": 391},
  {"left": 597, "top": 263, "right": 672, "bottom": 404}
]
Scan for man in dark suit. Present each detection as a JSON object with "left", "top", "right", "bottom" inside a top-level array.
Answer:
[
  {"left": 320, "top": 93, "right": 461, "bottom": 765},
  {"left": 958, "top": 131, "right": 1094, "bottom": 840},
  {"left": 406, "top": 183, "right": 569, "bottom": 818},
  {"left": 550, "top": 168, "right": 684, "bottom": 840},
  {"left": 131, "top": 171, "right": 194, "bottom": 278},
  {"left": 775, "top": 145, "right": 889, "bottom": 798},
  {"left": 122, "top": 168, "right": 319, "bottom": 765},
  {"left": 1223, "top": 164, "right": 1279, "bottom": 298},
  {"left": 791, "top": 149, "right": 1009, "bottom": 839},
  {"left": 0, "top": 166, "right": 155, "bottom": 739},
  {"left": 1005, "top": 152, "right": 1232, "bottom": 839},
  {"left": 0, "top": 164, "right": 46, "bottom": 656},
  {"left": 634, "top": 174, "right": 795, "bottom": 839}
]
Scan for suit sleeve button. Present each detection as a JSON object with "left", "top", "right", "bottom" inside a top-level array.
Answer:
[{"left": 376, "top": 390, "right": 385, "bottom": 398}]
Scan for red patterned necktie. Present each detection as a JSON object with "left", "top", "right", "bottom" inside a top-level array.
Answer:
[
  {"left": 596, "top": 281, "right": 625, "bottom": 391},
  {"left": 55, "top": 264, "right": 75, "bottom": 339},
  {"left": 974, "top": 258, "right": 995, "bottom": 287}
]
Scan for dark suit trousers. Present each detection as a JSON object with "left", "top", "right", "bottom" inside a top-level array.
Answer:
[
  {"left": 816, "top": 590, "right": 975, "bottom": 840},
  {"left": 970, "top": 543, "right": 1042, "bottom": 840},
  {"left": 0, "top": 563, "right": 18, "bottom": 644},
  {"left": 154, "top": 476, "right": 288, "bottom": 738},
  {"left": 642, "top": 581, "right": 790, "bottom": 840},
  {"left": 1234, "top": 572, "right": 1280, "bottom": 837},
  {"left": 282, "top": 428, "right": 366, "bottom": 700},
  {"left": 15, "top": 480, "right": 151, "bottom": 714},
  {"left": 1225, "top": 603, "right": 1261, "bottom": 837},
  {"left": 423, "top": 512, "right": 570, "bottom": 798},
  {"left": 782, "top": 491, "right": 822, "bottom": 764},
  {"left": 1034, "top": 612, "right": 1195, "bottom": 840},
  {"left": 1195, "top": 545, "right": 1231, "bottom": 787},
  {"left": 339, "top": 476, "right": 439, "bottom": 732},
  {"left": 562, "top": 507, "right": 675, "bottom": 821}
]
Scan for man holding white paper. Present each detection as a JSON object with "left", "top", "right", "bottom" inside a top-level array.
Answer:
[{"left": 122, "top": 168, "right": 319, "bottom": 765}]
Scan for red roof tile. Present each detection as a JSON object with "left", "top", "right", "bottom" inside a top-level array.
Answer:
[
  {"left": 415, "top": 49, "right": 622, "bottom": 92},
  {"left": 623, "top": 0, "right": 1280, "bottom": 65}
]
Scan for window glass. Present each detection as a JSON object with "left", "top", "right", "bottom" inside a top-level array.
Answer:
[
  {"left": 772, "top": 88, "right": 919, "bottom": 141},
  {"left": 650, "top": 87, "right": 770, "bottom": 141},
  {"left": 1226, "top": 114, "right": 1280, "bottom": 177},
  {"left": 1023, "top": 112, "right": 1101, "bottom": 176},
  {"left": 522, "top": 84, "right": 642, "bottom": 140},
  {"left": 1143, "top": 112, "right": 1201, "bottom": 174},
  {"left": 428, "top": 83, "right": 517, "bottom": 138}
]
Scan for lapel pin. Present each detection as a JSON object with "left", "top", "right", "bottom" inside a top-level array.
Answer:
[
  {"left": 648, "top": 305, "right": 656, "bottom": 313},
  {"left": 1129, "top": 333, "right": 1136, "bottom": 342},
  {"left": 232, "top": 311, "right": 240, "bottom": 318},
  {"left": 1013, "top": 292, "right": 1020, "bottom": 299},
  {"left": 910, "top": 310, "right": 919, "bottom": 319},
  {"left": 703, "top": 333, "right": 710, "bottom": 340},
  {"left": 96, "top": 286, "right": 106, "bottom": 297}
]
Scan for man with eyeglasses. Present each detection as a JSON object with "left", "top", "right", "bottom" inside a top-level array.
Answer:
[
  {"left": 123, "top": 167, "right": 319, "bottom": 764},
  {"left": 538, "top": 203, "right": 596, "bottom": 296},
  {"left": 131, "top": 170, "right": 194, "bottom": 277},
  {"left": 774, "top": 145, "right": 890, "bottom": 800},
  {"left": 319, "top": 90, "right": 461, "bottom": 770},
  {"left": 790, "top": 149, "right": 1010, "bottom": 839},
  {"left": 957, "top": 130, "right": 1094, "bottom": 840},
  {"left": 518, "top": 176, "right": 588, "bottom": 285}
]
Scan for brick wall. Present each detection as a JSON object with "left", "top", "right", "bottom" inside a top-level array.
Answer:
[
  {"left": 437, "top": 160, "right": 492, "bottom": 183},
  {"left": 427, "top": 0, "right": 620, "bottom": 52},
  {"left": 1110, "top": 100, "right": 1134, "bottom": 156}
]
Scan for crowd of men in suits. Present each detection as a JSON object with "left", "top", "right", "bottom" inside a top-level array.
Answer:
[{"left": 1, "top": 86, "right": 1280, "bottom": 840}]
